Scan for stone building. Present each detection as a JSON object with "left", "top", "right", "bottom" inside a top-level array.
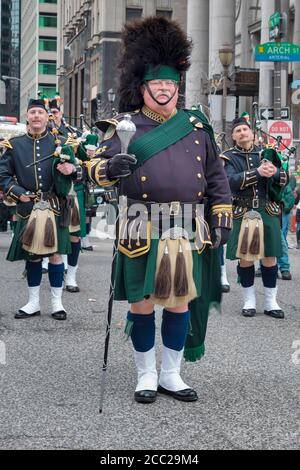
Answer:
[{"left": 57, "top": 0, "right": 300, "bottom": 143}]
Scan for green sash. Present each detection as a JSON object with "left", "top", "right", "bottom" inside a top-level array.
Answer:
[{"left": 128, "top": 109, "right": 214, "bottom": 169}]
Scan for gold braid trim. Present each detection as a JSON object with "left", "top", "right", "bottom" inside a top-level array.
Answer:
[
  {"left": 85, "top": 158, "right": 118, "bottom": 187},
  {"left": 6, "top": 185, "right": 20, "bottom": 202},
  {"left": 211, "top": 204, "right": 233, "bottom": 229}
]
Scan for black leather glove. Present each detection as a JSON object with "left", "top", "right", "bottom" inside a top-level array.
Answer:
[
  {"left": 211, "top": 227, "right": 231, "bottom": 249},
  {"left": 106, "top": 153, "right": 137, "bottom": 180}
]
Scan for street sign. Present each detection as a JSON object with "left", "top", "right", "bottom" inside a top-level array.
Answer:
[
  {"left": 255, "top": 42, "right": 300, "bottom": 62},
  {"left": 259, "top": 107, "right": 290, "bottom": 120},
  {"left": 268, "top": 120, "right": 293, "bottom": 151},
  {"left": 269, "top": 12, "right": 281, "bottom": 40},
  {"left": 269, "top": 12, "right": 281, "bottom": 29}
]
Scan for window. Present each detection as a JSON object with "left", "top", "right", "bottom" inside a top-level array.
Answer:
[
  {"left": 126, "top": 8, "right": 142, "bottom": 22},
  {"left": 39, "top": 14, "right": 57, "bottom": 28},
  {"left": 38, "top": 85, "right": 56, "bottom": 98},
  {"left": 39, "top": 61, "right": 57, "bottom": 75},
  {"left": 91, "top": 58, "right": 100, "bottom": 86},
  {"left": 39, "top": 37, "right": 57, "bottom": 51},
  {"left": 156, "top": 10, "right": 172, "bottom": 19}
]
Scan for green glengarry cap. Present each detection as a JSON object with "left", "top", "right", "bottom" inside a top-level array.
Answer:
[
  {"left": 143, "top": 65, "right": 180, "bottom": 82},
  {"left": 84, "top": 133, "right": 99, "bottom": 150}
]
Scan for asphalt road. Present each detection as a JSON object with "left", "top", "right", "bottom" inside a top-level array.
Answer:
[{"left": 0, "top": 228, "right": 299, "bottom": 450}]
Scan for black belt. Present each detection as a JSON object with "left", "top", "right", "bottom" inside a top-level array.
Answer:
[
  {"left": 234, "top": 198, "right": 267, "bottom": 209},
  {"left": 125, "top": 197, "right": 207, "bottom": 217}
]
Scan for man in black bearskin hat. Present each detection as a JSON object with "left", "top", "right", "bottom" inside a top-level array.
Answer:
[
  {"left": 223, "top": 118, "right": 288, "bottom": 319},
  {"left": 86, "top": 17, "right": 232, "bottom": 403}
]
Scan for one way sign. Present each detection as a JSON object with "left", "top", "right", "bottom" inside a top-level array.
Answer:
[{"left": 259, "top": 107, "right": 290, "bottom": 120}]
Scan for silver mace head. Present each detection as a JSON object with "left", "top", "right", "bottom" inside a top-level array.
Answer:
[{"left": 116, "top": 114, "right": 136, "bottom": 153}]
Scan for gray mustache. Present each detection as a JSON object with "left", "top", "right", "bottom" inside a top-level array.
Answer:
[{"left": 155, "top": 92, "right": 172, "bottom": 98}]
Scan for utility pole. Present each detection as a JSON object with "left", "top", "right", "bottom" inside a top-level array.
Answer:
[{"left": 273, "top": 0, "right": 289, "bottom": 119}]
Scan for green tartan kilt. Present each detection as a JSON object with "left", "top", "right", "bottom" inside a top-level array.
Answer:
[
  {"left": 226, "top": 208, "right": 282, "bottom": 260},
  {"left": 7, "top": 205, "right": 17, "bottom": 216},
  {"left": 7, "top": 214, "right": 71, "bottom": 261},
  {"left": 70, "top": 185, "right": 87, "bottom": 238},
  {"left": 114, "top": 241, "right": 221, "bottom": 362}
]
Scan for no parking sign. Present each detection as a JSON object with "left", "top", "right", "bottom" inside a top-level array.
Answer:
[{"left": 267, "top": 120, "right": 293, "bottom": 151}]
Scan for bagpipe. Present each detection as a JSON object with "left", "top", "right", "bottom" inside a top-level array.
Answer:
[
  {"left": 252, "top": 102, "right": 296, "bottom": 161},
  {"left": 252, "top": 102, "right": 292, "bottom": 203}
]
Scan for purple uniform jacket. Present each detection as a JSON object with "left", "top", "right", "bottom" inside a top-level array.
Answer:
[{"left": 87, "top": 108, "right": 232, "bottom": 230}]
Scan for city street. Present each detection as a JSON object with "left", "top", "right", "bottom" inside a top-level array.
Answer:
[{"left": 0, "top": 227, "right": 299, "bottom": 451}]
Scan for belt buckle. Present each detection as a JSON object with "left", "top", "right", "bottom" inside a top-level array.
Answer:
[
  {"left": 169, "top": 201, "right": 181, "bottom": 216},
  {"left": 252, "top": 198, "right": 259, "bottom": 209}
]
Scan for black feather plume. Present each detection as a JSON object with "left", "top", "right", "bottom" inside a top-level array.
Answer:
[{"left": 118, "top": 16, "right": 192, "bottom": 112}]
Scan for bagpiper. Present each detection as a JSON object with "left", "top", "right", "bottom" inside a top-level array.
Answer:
[
  {"left": 0, "top": 98, "right": 78, "bottom": 320},
  {"left": 223, "top": 117, "right": 288, "bottom": 318},
  {"left": 48, "top": 97, "right": 86, "bottom": 293}
]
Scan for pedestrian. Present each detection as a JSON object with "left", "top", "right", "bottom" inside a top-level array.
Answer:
[
  {"left": 277, "top": 174, "right": 297, "bottom": 279},
  {"left": 86, "top": 17, "right": 232, "bottom": 403},
  {"left": 224, "top": 117, "right": 288, "bottom": 319},
  {"left": 0, "top": 98, "right": 77, "bottom": 320}
]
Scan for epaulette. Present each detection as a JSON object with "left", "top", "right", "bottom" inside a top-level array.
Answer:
[
  {"left": 95, "top": 145, "right": 108, "bottom": 155},
  {"left": 219, "top": 153, "right": 231, "bottom": 162},
  {"left": 95, "top": 110, "right": 140, "bottom": 139},
  {"left": 0, "top": 139, "right": 13, "bottom": 150},
  {"left": 185, "top": 109, "right": 215, "bottom": 143}
]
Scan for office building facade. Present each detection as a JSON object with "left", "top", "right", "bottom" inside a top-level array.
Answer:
[
  {"left": 20, "top": 0, "right": 58, "bottom": 121},
  {"left": 0, "top": 0, "right": 21, "bottom": 119}
]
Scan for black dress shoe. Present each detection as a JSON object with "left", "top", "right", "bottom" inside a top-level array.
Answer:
[
  {"left": 15, "top": 310, "right": 41, "bottom": 319},
  {"left": 281, "top": 271, "right": 292, "bottom": 281},
  {"left": 157, "top": 385, "right": 198, "bottom": 402},
  {"left": 222, "top": 284, "right": 230, "bottom": 293},
  {"left": 66, "top": 285, "right": 80, "bottom": 293},
  {"left": 264, "top": 309, "right": 284, "bottom": 319},
  {"left": 82, "top": 246, "right": 93, "bottom": 251},
  {"left": 134, "top": 390, "right": 157, "bottom": 403},
  {"left": 51, "top": 310, "right": 67, "bottom": 321},
  {"left": 242, "top": 309, "right": 256, "bottom": 317}
]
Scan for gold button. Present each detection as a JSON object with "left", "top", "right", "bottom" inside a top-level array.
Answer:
[
  {"left": 141, "top": 176, "right": 147, "bottom": 182},
  {"left": 197, "top": 156, "right": 201, "bottom": 162},
  {"left": 142, "top": 194, "right": 148, "bottom": 199},
  {"left": 197, "top": 173, "right": 202, "bottom": 179},
  {"left": 195, "top": 140, "right": 200, "bottom": 145}
]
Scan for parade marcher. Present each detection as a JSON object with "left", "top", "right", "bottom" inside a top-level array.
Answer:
[
  {"left": 86, "top": 17, "right": 232, "bottom": 404},
  {"left": 223, "top": 118, "right": 288, "bottom": 319},
  {"left": 0, "top": 99, "right": 77, "bottom": 320},
  {"left": 48, "top": 98, "right": 85, "bottom": 293},
  {"left": 80, "top": 133, "right": 99, "bottom": 251},
  {"left": 49, "top": 97, "right": 81, "bottom": 138}
]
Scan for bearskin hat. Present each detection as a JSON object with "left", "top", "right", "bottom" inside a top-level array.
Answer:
[{"left": 118, "top": 16, "right": 192, "bottom": 112}]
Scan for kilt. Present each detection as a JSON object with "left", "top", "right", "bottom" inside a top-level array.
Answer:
[
  {"left": 7, "top": 215, "right": 71, "bottom": 261},
  {"left": 70, "top": 184, "right": 87, "bottom": 238},
  {"left": 114, "top": 242, "right": 221, "bottom": 362},
  {"left": 226, "top": 208, "right": 282, "bottom": 260}
]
